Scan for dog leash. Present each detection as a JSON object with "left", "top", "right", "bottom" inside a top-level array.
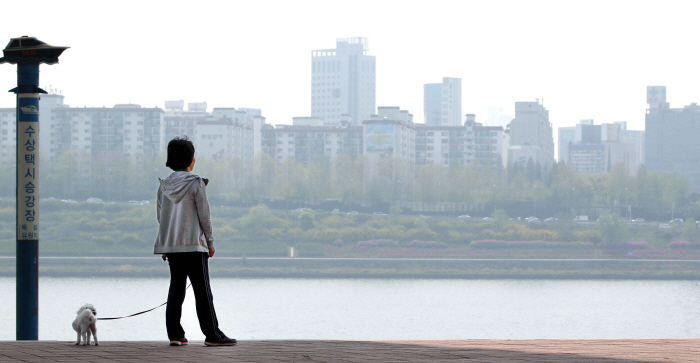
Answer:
[{"left": 97, "top": 283, "right": 192, "bottom": 321}]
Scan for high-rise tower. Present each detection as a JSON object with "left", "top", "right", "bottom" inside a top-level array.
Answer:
[
  {"left": 423, "top": 77, "right": 461, "bottom": 126},
  {"left": 311, "top": 38, "right": 375, "bottom": 126}
]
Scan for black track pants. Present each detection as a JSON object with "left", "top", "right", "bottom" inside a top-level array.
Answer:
[{"left": 165, "top": 252, "right": 225, "bottom": 341}]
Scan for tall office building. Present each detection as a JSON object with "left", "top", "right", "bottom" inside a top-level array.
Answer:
[
  {"left": 311, "top": 37, "right": 376, "bottom": 126},
  {"left": 423, "top": 77, "right": 462, "bottom": 126},
  {"left": 646, "top": 86, "right": 700, "bottom": 192},
  {"left": 507, "top": 101, "right": 555, "bottom": 172},
  {"left": 558, "top": 127, "right": 575, "bottom": 163}
]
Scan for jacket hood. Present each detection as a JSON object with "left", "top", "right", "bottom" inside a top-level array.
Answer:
[{"left": 159, "top": 172, "right": 208, "bottom": 203}]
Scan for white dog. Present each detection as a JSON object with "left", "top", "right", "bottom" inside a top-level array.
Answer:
[{"left": 73, "top": 304, "right": 98, "bottom": 346}]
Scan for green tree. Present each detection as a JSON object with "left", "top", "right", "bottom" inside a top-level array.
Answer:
[{"left": 597, "top": 213, "right": 628, "bottom": 245}]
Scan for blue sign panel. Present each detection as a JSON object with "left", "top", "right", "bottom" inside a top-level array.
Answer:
[
  {"left": 18, "top": 96, "right": 39, "bottom": 122},
  {"left": 17, "top": 94, "right": 39, "bottom": 241}
]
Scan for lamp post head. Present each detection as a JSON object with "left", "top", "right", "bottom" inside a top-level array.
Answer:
[
  {"left": 0, "top": 36, "right": 69, "bottom": 65},
  {"left": 0, "top": 36, "right": 69, "bottom": 94}
]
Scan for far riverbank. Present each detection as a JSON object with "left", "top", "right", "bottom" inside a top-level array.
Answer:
[{"left": 3, "top": 256, "right": 700, "bottom": 279}]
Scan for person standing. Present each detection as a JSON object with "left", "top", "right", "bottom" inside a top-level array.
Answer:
[{"left": 154, "top": 136, "right": 236, "bottom": 347}]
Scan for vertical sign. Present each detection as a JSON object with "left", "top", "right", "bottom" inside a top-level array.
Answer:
[{"left": 17, "top": 94, "right": 39, "bottom": 241}]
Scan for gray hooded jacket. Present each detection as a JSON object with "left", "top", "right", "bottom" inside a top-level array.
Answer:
[{"left": 154, "top": 171, "right": 214, "bottom": 254}]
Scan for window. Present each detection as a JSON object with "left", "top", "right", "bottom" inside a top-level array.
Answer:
[
  {"left": 84, "top": 137, "right": 91, "bottom": 141},
  {"left": 137, "top": 121, "right": 144, "bottom": 125}
]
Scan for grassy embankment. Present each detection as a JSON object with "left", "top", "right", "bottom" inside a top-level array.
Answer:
[
  {"left": 0, "top": 199, "right": 697, "bottom": 259},
  {"left": 3, "top": 200, "right": 700, "bottom": 278}
]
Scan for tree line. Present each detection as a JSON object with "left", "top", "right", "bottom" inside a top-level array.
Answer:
[{"left": 0, "top": 150, "right": 696, "bottom": 221}]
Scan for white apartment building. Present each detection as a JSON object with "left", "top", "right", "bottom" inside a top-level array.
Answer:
[
  {"left": 260, "top": 124, "right": 363, "bottom": 166},
  {"left": 0, "top": 108, "right": 15, "bottom": 165},
  {"left": 423, "top": 77, "right": 462, "bottom": 126},
  {"left": 51, "top": 104, "right": 165, "bottom": 161},
  {"left": 363, "top": 107, "right": 416, "bottom": 170},
  {"left": 311, "top": 37, "right": 376, "bottom": 126},
  {"left": 416, "top": 114, "right": 504, "bottom": 167}
]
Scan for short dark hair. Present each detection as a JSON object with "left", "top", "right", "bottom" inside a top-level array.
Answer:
[{"left": 166, "top": 136, "right": 195, "bottom": 170}]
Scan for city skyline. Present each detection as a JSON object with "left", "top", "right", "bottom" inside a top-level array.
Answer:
[{"left": 1, "top": 1, "right": 699, "bottom": 149}]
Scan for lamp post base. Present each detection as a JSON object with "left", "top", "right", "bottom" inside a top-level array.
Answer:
[{"left": 16, "top": 240, "right": 38, "bottom": 340}]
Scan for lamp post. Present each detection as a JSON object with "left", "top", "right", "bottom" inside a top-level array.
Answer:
[{"left": 0, "top": 36, "right": 68, "bottom": 340}]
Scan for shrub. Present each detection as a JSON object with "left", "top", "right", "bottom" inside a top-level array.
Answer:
[
  {"left": 670, "top": 241, "right": 700, "bottom": 248},
  {"left": 407, "top": 240, "right": 445, "bottom": 248},
  {"left": 356, "top": 239, "right": 397, "bottom": 247},
  {"left": 296, "top": 243, "right": 324, "bottom": 257},
  {"left": 91, "top": 235, "right": 115, "bottom": 246},
  {"left": 470, "top": 240, "right": 595, "bottom": 248},
  {"left": 118, "top": 234, "right": 146, "bottom": 247},
  {"left": 300, "top": 212, "right": 315, "bottom": 231}
]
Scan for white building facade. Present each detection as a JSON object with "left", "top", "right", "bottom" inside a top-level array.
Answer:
[{"left": 311, "top": 37, "right": 376, "bottom": 126}]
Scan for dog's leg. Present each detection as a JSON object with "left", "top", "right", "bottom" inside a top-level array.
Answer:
[
  {"left": 87, "top": 328, "right": 92, "bottom": 346},
  {"left": 90, "top": 324, "right": 98, "bottom": 346},
  {"left": 75, "top": 332, "right": 81, "bottom": 345},
  {"left": 81, "top": 330, "right": 87, "bottom": 346}
]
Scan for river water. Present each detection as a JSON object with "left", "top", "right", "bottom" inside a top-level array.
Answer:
[{"left": 1, "top": 277, "right": 700, "bottom": 341}]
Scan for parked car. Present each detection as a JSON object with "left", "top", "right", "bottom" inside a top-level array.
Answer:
[
  {"left": 632, "top": 218, "right": 645, "bottom": 223},
  {"left": 670, "top": 218, "right": 684, "bottom": 224},
  {"left": 128, "top": 200, "right": 140, "bottom": 205},
  {"left": 482, "top": 217, "right": 494, "bottom": 221},
  {"left": 373, "top": 212, "right": 387, "bottom": 217},
  {"left": 420, "top": 215, "right": 431, "bottom": 219},
  {"left": 347, "top": 211, "right": 359, "bottom": 215},
  {"left": 331, "top": 209, "right": 340, "bottom": 214},
  {"left": 139, "top": 200, "right": 150, "bottom": 205},
  {"left": 457, "top": 215, "right": 471, "bottom": 220},
  {"left": 86, "top": 198, "right": 104, "bottom": 203},
  {"left": 543, "top": 217, "right": 558, "bottom": 223},
  {"left": 527, "top": 218, "right": 541, "bottom": 224},
  {"left": 659, "top": 223, "right": 672, "bottom": 230},
  {"left": 525, "top": 216, "right": 537, "bottom": 221},
  {"left": 62, "top": 199, "right": 77, "bottom": 204}
]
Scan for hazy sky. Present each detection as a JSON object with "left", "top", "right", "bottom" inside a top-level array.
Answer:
[{"left": 1, "top": 0, "right": 699, "bottom": 137}]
